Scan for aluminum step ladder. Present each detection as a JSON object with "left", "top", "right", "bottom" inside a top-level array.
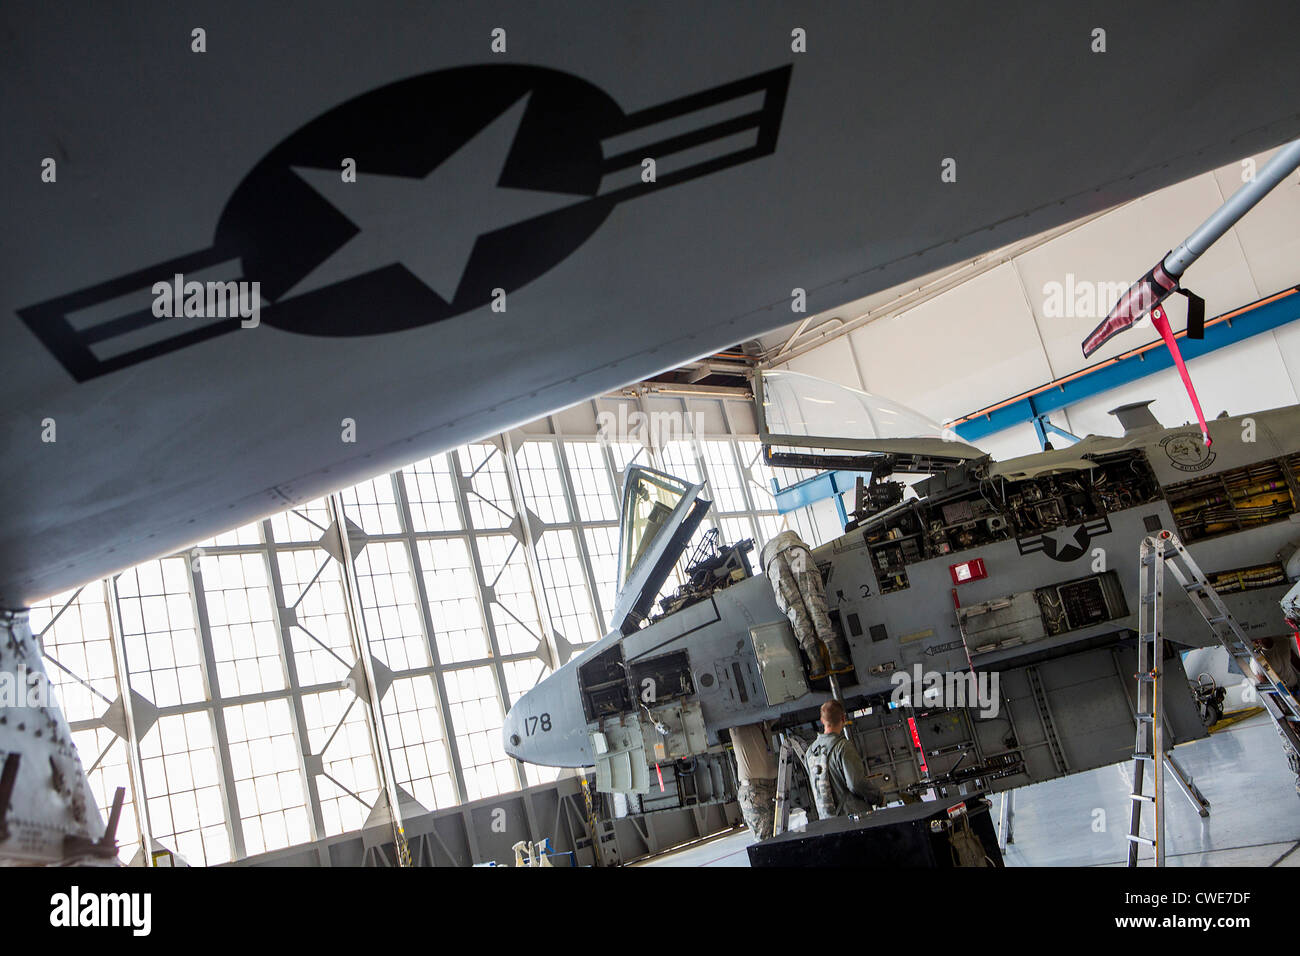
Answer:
[
  {"left": 1127, "top": 534, "right": 1169, "bottom": 866},
  {"left": 1157, "top": 531, "right": 1300, "bottom": 782},
  {"left": 1128, "top": 530, "right": 1300, "bottom": 866},
  {"left": 771, "top": 731, "right": 808, "bottom": 837}
]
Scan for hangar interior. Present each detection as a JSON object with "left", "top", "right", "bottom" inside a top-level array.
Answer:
[{"left": 14, "top": 142, "right": 1300, "bottom": 868}]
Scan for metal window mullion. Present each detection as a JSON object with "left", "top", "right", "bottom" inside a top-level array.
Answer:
[
  {"left": 260, "top": 519, "right": 328, "bottom": 847},
  {"left": 392, "top": 466, "right": 471, "bottom": 805},
  {"left": 720, "top": 421, "right": 762, "bottom": 520},
  {"left": 499, "top": 434, "right": 565, "bottom": 678},
  {"left": 679, "top": 397, "right": 715, "bottom": 509},
  {"left": 328, "top": 491, "right": 411, "bottom": 854},
  {"left": 550, "top": 427, "right": 608, "bottom": 632},
  {"left": 184, "top": 558, "right": 248, "bottom": 860},
  {"left": 448, "top": 447, "right": 522, "bottom": 792},
  {"left": 635, "top": 392, "right": 663, "bottom": 473},
  {"left": 101, "top": 576, "right": 155, "bottom": 864}
]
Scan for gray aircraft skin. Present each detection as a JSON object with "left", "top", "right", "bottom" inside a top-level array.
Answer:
[
  {"left": 7, "top": 1, "right": 1300, "bottom": 861},
  {"left": 4, "top": 1, "right": 1300, "bottom": 609},
  {"left": 504, "top": 390, "right": 1300, "bottom": 806}
]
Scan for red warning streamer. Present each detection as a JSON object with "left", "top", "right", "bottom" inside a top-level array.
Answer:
[{"left": 1150, "top": 304, "right": 1211, "bottom": 447}]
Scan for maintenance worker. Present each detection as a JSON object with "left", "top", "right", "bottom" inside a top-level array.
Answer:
[
  {"left": 804, "top": 700, "right": 879, "bottom": 819},
  {"left": 760, "top": 530, "right": 852, "bottom": 679},
  {"left": 728, "top": 722, "right": 778, "bottom": 840}
]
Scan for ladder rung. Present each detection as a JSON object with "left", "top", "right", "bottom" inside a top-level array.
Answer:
[
  {"left": 1127, "top": 835, "right": 1156, "bottom": 846},
  {"left": 1129, "top": 793, "right": 1155, "bottom": 803},
  {"left": 1136, "top": 714, "right": 1154, "bottom": 722},
  {"left": 1133, "top": 753, "right": 1155, "bottom": 761}
]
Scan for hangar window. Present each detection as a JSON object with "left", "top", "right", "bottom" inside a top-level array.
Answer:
[
  {"left": 402, "top": 455, "right": 463, "bottom": 533},
  {"left": 338, "top": 475, "right": 404, "bottom": 535},
  {"left": 416, "top": 538, "right": 489, "bottom": 664},
  {"left": 138, "top": 712, "right": 231, "bottom": 866},
  {"left": 224, "top": 699, "right": 310, "bottom": 856},
  {"left": 25, "top": 415, "right": 789, "bottom": 864},
  {"left": 201, "top": 553, "right": 285, "bottom": 698},
  {"left": 116, "top": 557, "right": 207, "bottom": 708},
  {"left": 515, "top": 440, "right": 571, "bottom": 523},
  {"left": 584, "top": 525, "right": 621, "bottom": 625},
  {"left": 533, "top": 529, "right": 600, "bottom": 647},
  {"left": 565, "top": 441, "right": 619, "bottom": 522},
  {"left": 476, "top": 534, "right": 547, "bottom": 656},
  {"left": 267, "top": 496, "right": 334, "bottom": 543},
  {"left": 443, "top": 666, "right": 516, "bottom": 802},
  {"left": 275, "top": 549, "right": 352, "bottom": 686},
  {"left": 301, "top": 687, "right": 383, "bottom": 836},
  {"left": 458, "top": 443, "right": 515, "bottom": 531},
  {"left": 383, "top": 675, "right": 458, "bottom": 810},
  {"left": 353, "top": 540, "right": 431, "bottom": 671}
]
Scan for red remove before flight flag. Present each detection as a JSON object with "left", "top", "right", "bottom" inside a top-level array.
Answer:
[{"left": 1150, "top": 304, "right": 1211, "bottom": 447}]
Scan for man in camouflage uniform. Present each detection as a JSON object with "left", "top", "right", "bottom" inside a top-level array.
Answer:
[
  {"left": 728, "top": 722, "right": 777, "bottom": 840},
  {"left": 761, "top": 530, "right": 852, "bottom": 679},
  {"left": 804, "top": 700, "right": 879, "bottom": 819}
]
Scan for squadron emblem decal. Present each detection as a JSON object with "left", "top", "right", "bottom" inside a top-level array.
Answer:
[
  {"left": 1016, "top": 515, "right": 1111, "bottom": 562},
  {"left": 1160, "top": 432, "right": 1218, "bottom": 473},
  {"left": 19, "top": 64, "right": 792, "bottom": 382}
]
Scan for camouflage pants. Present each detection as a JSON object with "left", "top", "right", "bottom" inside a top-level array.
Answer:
[
  {"left": 737, "top": 778, "right": 777, "bottom": 840},
  {"left": 769, "top": 545, "right": 838, "bottom": 661}
]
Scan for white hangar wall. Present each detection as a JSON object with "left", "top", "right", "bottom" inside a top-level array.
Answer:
[{"left": 767, "top": 144, "right": 1300, "bottom": 463}]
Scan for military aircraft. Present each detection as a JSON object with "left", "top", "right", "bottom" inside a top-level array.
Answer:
[
  {"left": 7, "top": 3, "right": 1300, "bottom": 864},
  {"left": 503, "top": 369, "right": 1300, "bottom": 815}
]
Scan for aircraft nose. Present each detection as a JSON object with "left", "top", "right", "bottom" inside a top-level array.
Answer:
[
  {"left": 499, "top": 664, "right": 589, "bottom": 767},
  {"left": 503, "top": 705, "right": 524, "bottom": 760}
]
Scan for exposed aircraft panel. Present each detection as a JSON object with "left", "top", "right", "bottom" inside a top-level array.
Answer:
[{"left": 5, "top": 2, "right": 1300, "bottom": 606}]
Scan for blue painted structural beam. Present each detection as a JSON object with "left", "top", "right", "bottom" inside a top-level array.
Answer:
[
  {"left": 950, "top": 286, "right": 1300, "bottom": 443},
  {"left": 764, "top": 288, "right": 1300, "bottom": 520},
  {"left": 1031, "top": 413, "right": 1080, "bottom": 449},
  {"left": 772, "top": 470, "right": 870, "bottom": 522}
]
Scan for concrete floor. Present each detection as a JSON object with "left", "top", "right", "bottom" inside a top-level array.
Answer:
[{"left": 637, "top": 712, "right": 1300, "bottom": 867}]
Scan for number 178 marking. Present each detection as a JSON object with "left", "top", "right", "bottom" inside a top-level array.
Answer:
[{"left": 525, "top": 713, "right": 552, "bottom": 736}]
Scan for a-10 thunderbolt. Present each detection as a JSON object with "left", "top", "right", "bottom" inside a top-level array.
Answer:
[{"left": 503, "top": 369, "right": 1300, "bottom": 815}]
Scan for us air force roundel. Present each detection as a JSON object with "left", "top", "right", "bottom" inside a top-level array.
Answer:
[
  {"left": 19, "top": 64, "right": 792, "bottom": 383},
  {"left": 1016, "top": 515, "right": 1112, "bottom": 562}
]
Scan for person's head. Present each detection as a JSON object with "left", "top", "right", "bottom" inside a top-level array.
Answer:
[{"left": 820, "top": 699, "right": 846, "bottom": 734}]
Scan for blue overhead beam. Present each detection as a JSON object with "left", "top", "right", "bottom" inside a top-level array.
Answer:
[
  {"left": 764, "top": 288, "right": 1299, "bottom": 520},
  {"left": 772, "top": 469, "right": 870, "bottom": 522},
  {"left": 950, "top": 287, "right": 1300, "bottom": 443}
]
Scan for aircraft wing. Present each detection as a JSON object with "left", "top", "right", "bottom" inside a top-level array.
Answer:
[{"left": 4, "top": 1, "right": 1300, "bottom": 606}]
